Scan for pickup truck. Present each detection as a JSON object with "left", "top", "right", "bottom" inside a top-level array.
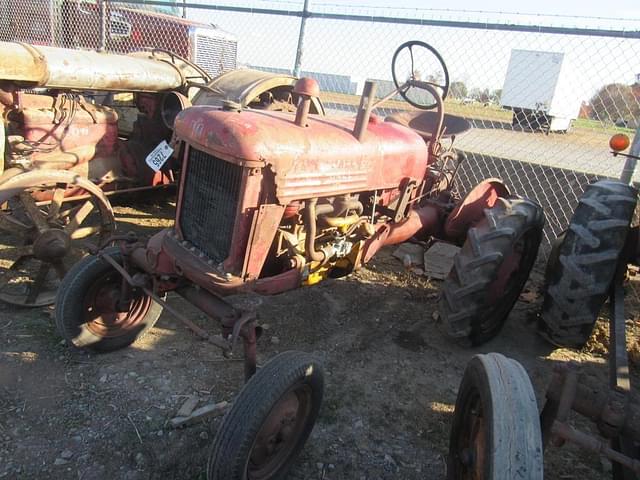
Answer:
[{"left": 0, "top": 0, "right": 237, "bottom": 78}]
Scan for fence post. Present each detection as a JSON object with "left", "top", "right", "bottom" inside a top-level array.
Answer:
[
  {"left": 620, "top": 125, "right": 640, "bottom": 185},
  {"left": 50, "top": 0, "right": 58, "bottom": 46},
  {"left": 98, "top": 0, "right": 107, "bottom": 51},
  {"left": 292, "top": 0, "right": 310, "bottom": 77},
  {"left": 631, "top": 126, "right": 640, "bottom": 158}
]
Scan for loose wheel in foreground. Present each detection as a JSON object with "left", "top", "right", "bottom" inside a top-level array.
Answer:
[
  {"left": 539, "top": 180, "right": 637, "bottom": 349},
  {"left": 55, "top": 247, "right": 163, "bottom": 353},
  {"left": 439, "top": 196, "right": 544, "bottom": 346},
  {"left": 448, "top": 352, "right": 543, "bottom": 480},
  {"left": 208, "top": 351, "right": 324, "bottom": 480}
]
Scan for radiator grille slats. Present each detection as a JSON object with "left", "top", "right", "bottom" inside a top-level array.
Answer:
[{"left": 180, "top": 148, "right": 243, "bottom": 264}]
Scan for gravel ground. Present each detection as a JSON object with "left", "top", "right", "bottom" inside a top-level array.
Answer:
[{"left": 0, "top": 201, "right": 637, "bottom": 480}]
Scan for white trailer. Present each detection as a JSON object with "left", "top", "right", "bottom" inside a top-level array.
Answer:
[{"left": 500, "top": 49, "right": 582, "bottom": 133}]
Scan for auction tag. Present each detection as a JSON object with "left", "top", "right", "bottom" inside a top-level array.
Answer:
[{"left": 145, "top": 140, "right": 174, "bottom": 172}]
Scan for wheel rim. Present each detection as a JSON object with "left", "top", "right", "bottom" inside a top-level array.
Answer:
[
  {"left": 0, "top": 182, "right": 114, "bottom": 306},
  {"left": 246, "top": 382, "right": 313, "bottom": 480},
  {"left": 83, "top": 271, "right": 152, "bottom": 338},
  {"left": 453, "top": 390, "right": 487, "bottom": 479},
  {"left": 485, "top": 226, "right": 540, "bottom": 322}
]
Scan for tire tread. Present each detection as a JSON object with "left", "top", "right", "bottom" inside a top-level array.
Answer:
[
  {"left": 207, "top": 351, "right": 324, "bottom": 480},
  {"left": 448, "top": 353, "right": 543, "bottom": 479},
  {"left": 439, "top": 196, "right": 544, "bottom": 346},
  {"left": 539, "top": 180, "right": 637, "bottom": 348}
]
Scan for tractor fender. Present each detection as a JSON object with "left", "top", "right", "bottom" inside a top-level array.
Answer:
[
  {"left": 443, "top": 178, "right": 510, "bottom": 241},
  {"left": 192, "top": 68, "right": 325, "bottom": 115},
  {"left": 0, "top": 168, "right": 113, "bottom": 213}
]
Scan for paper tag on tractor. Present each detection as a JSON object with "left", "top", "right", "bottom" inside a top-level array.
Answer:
[{"left": 145, "top": 140, "right": 174, "bottom": 172}]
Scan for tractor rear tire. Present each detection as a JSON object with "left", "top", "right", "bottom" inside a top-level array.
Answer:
[
  {"left": 439, "top": 197, "right": 544, "bottom": 347},
  {"left": 439, "top": 196, "right": 544, "bottom": 346},
  {"left": 539, "top": 180, "right": 637, "bottom": 349},
  {"left": 447, "top": 353, "right": 543, "bottom": 480},
  {"left": 207, "top": 351, "right": 324, "bottom": 480}
]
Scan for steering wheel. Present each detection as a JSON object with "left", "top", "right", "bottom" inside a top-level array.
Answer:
[{"left": 391, "top": 40, "right": 450, "bottom": 110}]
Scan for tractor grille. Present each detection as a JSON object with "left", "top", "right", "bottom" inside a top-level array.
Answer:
[
  {"left": 194, "top": 32, "right": 238, "bottom": 78},
  {"left": 180, "top": 148, "right": 243, "bottom": 264}
]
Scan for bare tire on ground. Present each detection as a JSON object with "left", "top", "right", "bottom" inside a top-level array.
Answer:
[
  {"left": 539, "top": 180, "right": 637, "bottom": 349},
  {"left": 439, "top": 196, "right": 544, "bottom": 346},
  {"left": 207, "top": 351, "right": 324, "bottom": 480},
  {"left": 448, "top": 352, "right": 543, "bottom": 480},
  {"left": 55, "top": 247, "right": 163, "bottom": 353}
]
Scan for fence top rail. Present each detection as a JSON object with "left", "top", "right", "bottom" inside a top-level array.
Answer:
[{"left": 109, "top": 0, "right": 640, "bottom": 39}]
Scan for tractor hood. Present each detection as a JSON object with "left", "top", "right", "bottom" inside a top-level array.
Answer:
[{"left": 174, "top": 106, "right": 428, "bottom": 202}]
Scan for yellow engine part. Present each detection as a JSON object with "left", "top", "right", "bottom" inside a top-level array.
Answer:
[
  {"left": 304, "top": 266, "right": 331, "bottom": 286},
  {"left": 321, "top": 214, "right": 361, "bottom": 233},
  {"left": 301, "top": 241, "right": 364, "bottom": 286}
]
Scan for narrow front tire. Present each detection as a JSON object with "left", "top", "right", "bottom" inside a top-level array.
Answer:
[
  {"left": 55, "top": 247, "right": 162, "bottom": 353},
  {"left": 207, "top": 351, "right": 324, "bottom": 480}
]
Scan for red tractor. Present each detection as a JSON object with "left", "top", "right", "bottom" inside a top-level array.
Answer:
[{"left": 55, "top": 41, "right": 544, "bottom": 479}]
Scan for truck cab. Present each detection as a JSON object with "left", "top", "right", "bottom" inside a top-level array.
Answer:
[{"left": 1, "top": 0, "right": 237, "bottom": 79}]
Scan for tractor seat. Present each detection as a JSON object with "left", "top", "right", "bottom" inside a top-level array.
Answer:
[{"left": 385, "top": 111, "right": 471, "bottom": 142}]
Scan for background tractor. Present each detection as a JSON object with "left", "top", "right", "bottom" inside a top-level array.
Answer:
[
  {"left": 0, "top": 40, "right": 324, "bottom": 307},
  {"left": 54, "top": 41, "right": 544, "bottom": 479},
  {"left": 447, "top": 130, "right": 640, "bottom": 480}
]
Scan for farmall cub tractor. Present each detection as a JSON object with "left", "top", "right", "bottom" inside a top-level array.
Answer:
[{"left": 56, "top": 41, "right": 544, "bottom": 479}]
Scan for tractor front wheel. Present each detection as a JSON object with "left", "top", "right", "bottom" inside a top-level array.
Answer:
[
  {"left": 439, "top": 196, "right": 544, "bottom": 346},
  {"left": 207, "top": 351, "right": 324, "bottom": 480},
  {"left": 55, "top": 247, "right": 163, "bottom": 353}
]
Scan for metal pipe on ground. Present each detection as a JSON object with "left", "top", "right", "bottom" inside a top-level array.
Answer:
[{"left": 545, "top": 369, "right": 640, "bottom": 440}]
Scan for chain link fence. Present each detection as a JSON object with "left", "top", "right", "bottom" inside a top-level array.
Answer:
[
  {"left": 2, "top": 0, "right": 640, "bottom": 255},
  {"left": 0, "top": 0, "right": 238, "bottom": 78}
]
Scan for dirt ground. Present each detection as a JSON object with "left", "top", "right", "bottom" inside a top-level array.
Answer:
[{"left": 1, "top": 200, "right": 638, "bottom": 480}]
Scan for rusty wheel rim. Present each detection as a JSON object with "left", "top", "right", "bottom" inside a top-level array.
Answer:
[
  {"left": 83, "top": 270, "right": 152, "bottom": 338},
  {"left": 246, "top": 382, "right": 313, "bottom": 480},
  {"left": 456, "top": 391, "right": 486, "bottom": 479},
  {"left": 486, "top": 227, "right": 539, "bottom": 316},
  {"left": 487, "top": 237, "right": 524, "bottom": 304},
  {"left": 0, "top": 182, "right": 113, "bottom": 306}
]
